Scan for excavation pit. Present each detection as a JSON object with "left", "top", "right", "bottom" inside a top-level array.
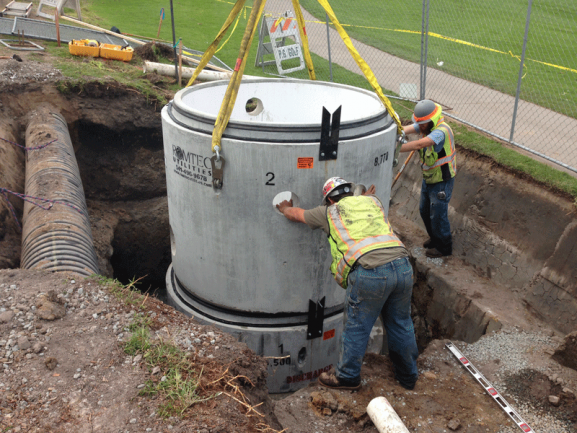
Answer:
[
  {"left": 1, "top": 79, "right": 576, "bottom": 399},
  {"left": 0, "top": 84, "right": 497, "bottom": 354}
]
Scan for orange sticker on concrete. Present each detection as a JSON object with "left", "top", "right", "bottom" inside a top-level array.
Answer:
[
  {"left": 297, "top": 157, "right": 314, "bottom": 169},
  {"left": 323, "top": 329, "right": 335, "bottom": 340}
]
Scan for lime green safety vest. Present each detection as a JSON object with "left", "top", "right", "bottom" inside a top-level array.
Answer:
[
  {"left": 326, "top": 195, "right": 404, "bottom": 289},
  {"left": 419, "top": 119, "right": 457, "bottom": 185}
]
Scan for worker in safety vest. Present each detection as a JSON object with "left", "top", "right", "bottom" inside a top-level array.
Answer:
[
  {"left": 277, "top": 177, "right": 419, "bottom": 391},
  {"left": 400, "top": 100, "right": 456, "bottom": 258}
]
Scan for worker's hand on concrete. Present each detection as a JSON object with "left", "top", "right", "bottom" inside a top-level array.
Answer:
[
  {"left": 276, "top": 199, "right": 293, "bottom": 214},
  {"left": 362, "top": 185, "right": 376, "bottom": 195}
]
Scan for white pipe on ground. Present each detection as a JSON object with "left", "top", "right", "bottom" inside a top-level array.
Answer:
[
  {"left": 366, "top": 397, "right": 410, "bottom": 433},
  {"left": 143, "top": 61, "right": 261, "bottom": 82}
]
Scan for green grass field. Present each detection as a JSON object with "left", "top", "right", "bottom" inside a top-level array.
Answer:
[
  {"left": 78, "top": 0, "right": 577, "bottom": 199},
  {"left": 84, "top": 0, "right": 576, "bottom": 120},
  {"left": 300, "top": 0, "right": 576, "bottom": 120}
]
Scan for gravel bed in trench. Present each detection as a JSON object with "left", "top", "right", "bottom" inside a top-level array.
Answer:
[{"left": 424, "top": 328, "right": 576, "bottom": 433}]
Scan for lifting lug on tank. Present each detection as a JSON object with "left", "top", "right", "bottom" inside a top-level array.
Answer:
[
  {"left": 211, "top": 146, "right": 225, "bottom": 190},
  {"left": 319, "top": 106, "right": 341, "bottom": 161},
  {"left": 393, "top": 132, "right": 407, "bottom": 167},
  {"left": 307, "top": 296, "right": 326, "bottom": 340}
]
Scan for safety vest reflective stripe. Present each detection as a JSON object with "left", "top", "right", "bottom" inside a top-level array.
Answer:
[
  {"left": 334, "top": 238, "right": 403, "bottom": 285},
  {"left": 327, "top": 196, "right": 403, "bottom": 287},
  {"left": 422, "top": 123, "right": 455, "bottom": 171},
  {"left": 328, "top": 196, "right": 386, "bottom": 239}
]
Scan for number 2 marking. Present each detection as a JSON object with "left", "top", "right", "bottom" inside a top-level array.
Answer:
[{"left": 266, "top": 172, "right": 275, "bottom": 186}]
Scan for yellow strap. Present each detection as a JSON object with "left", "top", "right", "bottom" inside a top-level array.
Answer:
[
  {"left": 316, "top": 0, "right": 403, "bottom": 135},
  {"left": 185, "top": 0, "right": 246, "bottom": 88},
  {"left": 211, "top": 0, "right": 267, "bottom": 153},
  {"left": 215, "top": 8, "right": 243, "bottom": 55},
  {"left": 291, "top": 0, "right": 316, "bottom": 80}
]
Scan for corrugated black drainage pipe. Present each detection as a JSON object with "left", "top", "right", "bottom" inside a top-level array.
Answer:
[{"left": 21, "top": 107, "right": 99, "bottom": 276}]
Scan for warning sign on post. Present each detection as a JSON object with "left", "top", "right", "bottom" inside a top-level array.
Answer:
[
  {"left": 297, "top": 157, "right": 314, "bottom": 169},
  {"left": 255, "top": 11, "right": 306, "bottom": 75}
]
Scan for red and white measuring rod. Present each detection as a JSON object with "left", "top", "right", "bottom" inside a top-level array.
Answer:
[{"left": 445, "top": 342, "right": 535, "bottom": 433}]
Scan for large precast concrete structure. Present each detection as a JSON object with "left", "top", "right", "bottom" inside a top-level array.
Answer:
[{"left": 162, "top": 78, "right": 398, "bottom": 392}]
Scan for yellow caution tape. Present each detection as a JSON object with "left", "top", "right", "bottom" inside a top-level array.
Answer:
[
  {"left": 316, "top": 0, "right": 403, "bottom": 135},
  {"left": 217, "top": 0, "right": 575, "bottom": 75},
  {"left": 211, "top": 0, "right": 267, "bottom": 153},
  {"left": 292, "top": 0, "right": 316, "bottom": 80},
  {"left": 215, "top": 7, "right": 244, "bottom": 54},
  {"left": 328, "top": 20, "right": 576, "bottom": 76},
  {"left": 185, "top": 0, "right": 246, "bottom": 88}
]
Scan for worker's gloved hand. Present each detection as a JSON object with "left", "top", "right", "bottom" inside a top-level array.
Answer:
[
  {"left": 276, "top": 199, "right": 293, "bottom": 214},
  {"left": 362, "top": 184, "right": 376, "bottom": 195}
]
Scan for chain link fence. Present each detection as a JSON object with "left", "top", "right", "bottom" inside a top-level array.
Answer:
[{"left": 261, "top": 0, "right": 577, "bottom": 174}]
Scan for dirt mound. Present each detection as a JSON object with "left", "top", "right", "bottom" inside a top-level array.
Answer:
[
  {"left": 0, "top": 56, "right": 62, "bottom": 86},
  {"left": 134, "top": 43, "right": 175, "bottom": 63},
  {"left": 554, "top": 330, "right": 577, "bottom": 371},
  {"left": 0, "top": 269, "right": 281, "bottom": 433}
]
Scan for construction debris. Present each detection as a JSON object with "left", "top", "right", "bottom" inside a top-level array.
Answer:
[
  {"left": 0, "top": 53, "right": 22, "bottom": 61},
  {"left": 0, "top": 1, "right": 32, "bottom": 18}
]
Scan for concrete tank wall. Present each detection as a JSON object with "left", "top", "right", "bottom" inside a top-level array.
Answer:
[
  {"left": 162, "top": 79, "right": 400, "bottom": 392},
  {"left": 163, "top": 79, "right": 398, "bottom": 316}
]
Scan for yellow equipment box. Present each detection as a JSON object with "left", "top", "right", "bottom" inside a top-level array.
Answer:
[
  {"left": 99, "top": 44, "right": 134, "bottom": 62},
  {"left": 68, "top": 39, "right": 100, "bottom": 57}
]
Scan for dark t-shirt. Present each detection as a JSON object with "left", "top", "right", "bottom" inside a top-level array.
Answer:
[{"left": 303, "top": 196, "right": 408, "bottom": 269}]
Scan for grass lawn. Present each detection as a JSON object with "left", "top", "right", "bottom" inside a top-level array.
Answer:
[
  {"left": 300, "top": 0, "right": 577, "bottom": 120},
  {"left": 77, "top": 0, "right": 577, "bottom": 200},
  {"left": 83, "top": 0, "right": 576, "bottom": 119}
]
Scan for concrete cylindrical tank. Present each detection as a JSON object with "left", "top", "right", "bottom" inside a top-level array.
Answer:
[{"left": 162, "top": 78, "right": 398, "bottom": 392}]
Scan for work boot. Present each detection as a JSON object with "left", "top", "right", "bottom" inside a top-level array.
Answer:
[
  {"left": 423, "top": 238, "right": 434, "bottom": 249},
  {"left": 318, "top": 372, "right": 361, "bottom": 391},
  {"left": 395, "top": 373, "right": 417, "bottom": 390},
  {"left": 425, "top": 248, "right": 451, "bottom": 258}
]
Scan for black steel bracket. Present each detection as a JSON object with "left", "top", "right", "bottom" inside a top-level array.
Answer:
[
  {"left": 210, "top": 155, "right": 225, "bottom": 189},
  {"left": 319, "top": 106, "right": 341, "bottom": 161},
  {"left": 307, "top": 296, "right": 325, "bottom": 340}
]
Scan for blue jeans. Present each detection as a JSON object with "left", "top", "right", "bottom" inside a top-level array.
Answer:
[
  {"left": 337, "top": 256, "right": 419, "bottom": 387},
  {"left": 419, "top": 177, "right": 454, "bottom": 255}
]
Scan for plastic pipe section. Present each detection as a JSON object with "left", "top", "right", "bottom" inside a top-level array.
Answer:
[
  {"left": 21, "top": 107, "right": 99, "bottom": 277},
  {"left": 367, "top": 397, "right": 410, "bottom": 433},
  {"left": 143, "top": 61, "right": 260, "bottom": 82}
]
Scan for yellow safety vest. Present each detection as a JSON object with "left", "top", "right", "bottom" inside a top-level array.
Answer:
[
  {"left": 419, "top": 120, "right": 456, "bottom": 184},
  {"left": 326, "top": 195, "right": 404, "bottom": 289}
]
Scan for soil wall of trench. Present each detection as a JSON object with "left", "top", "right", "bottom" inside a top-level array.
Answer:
[
  {"left": 0, "top": 82, "right": 170, "bottom": 290},
  {"left": 1, "top": 81, "right": 576, "bottom": 337},
  {"left": 391, "top": 147, "right": 577, "bottom": 334}
]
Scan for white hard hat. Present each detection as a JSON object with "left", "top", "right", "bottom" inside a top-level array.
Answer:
[{"left": 322, "top": 177, "right": 352, "bottom": 205}]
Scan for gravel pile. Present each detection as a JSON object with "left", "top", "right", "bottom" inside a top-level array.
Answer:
[
  {"left": 0, "top": 276, "right": 236, "bottom": 433},
  {"left": 0, "top": 61, "right": 62, "bottom": 84},
  {"left": 411, "top": 247, "right": 449, "bottom": 267},
  {"left": 461, "top": 328, "right": 575, "bottom": 433}
]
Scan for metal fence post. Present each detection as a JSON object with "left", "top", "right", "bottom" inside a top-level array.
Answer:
[
  {"left": 325, "top": 12, "right": 333, "bottom": 82},
  {"left": 169, "top": 0, "right": 178, "bottom": 79},
  {"left": 510, "top": 0, "right": 533, "bottom": 142},
  {"left": 419, "top": 0, "right": 430, "bottom": 100}
]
